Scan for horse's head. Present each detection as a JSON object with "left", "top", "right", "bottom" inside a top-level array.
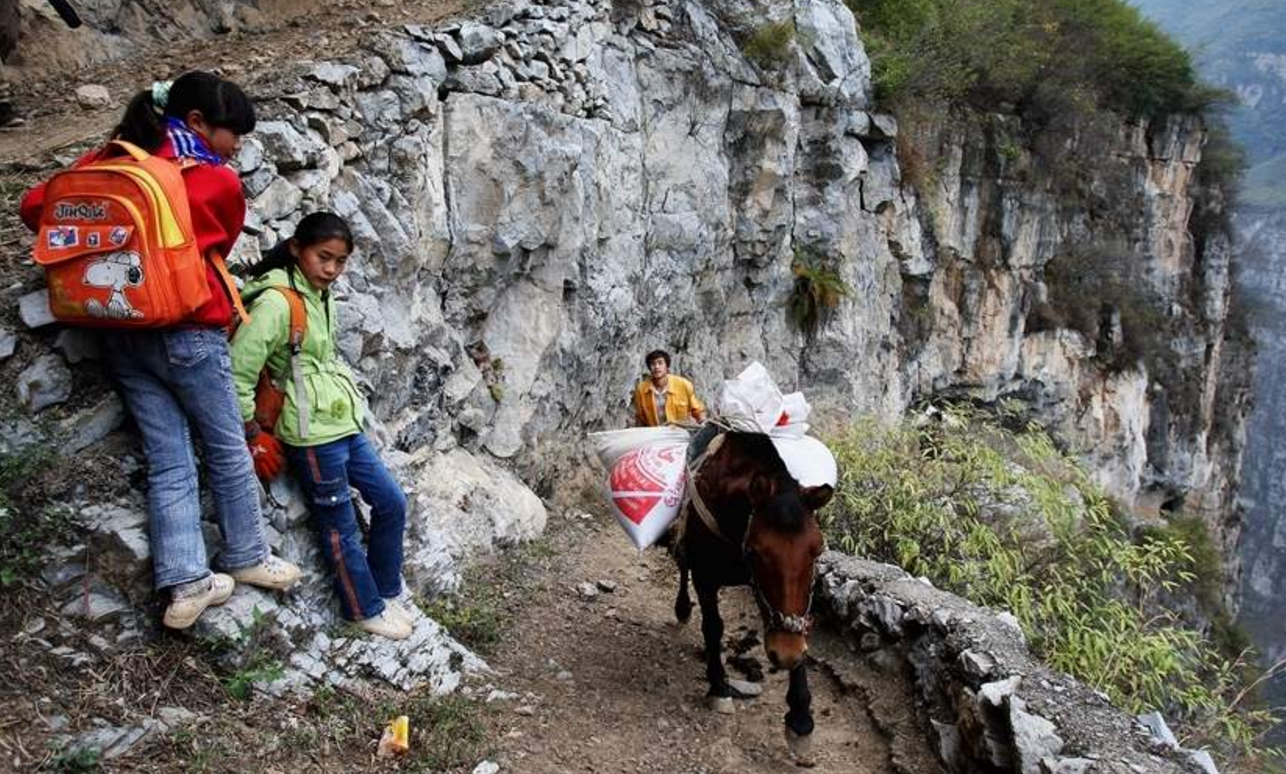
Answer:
[{"left": 744, "top": 475, "right": 833, "bottom": 670}]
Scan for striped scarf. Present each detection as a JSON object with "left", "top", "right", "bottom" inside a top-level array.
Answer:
[{"left": 165, "top": 117, "right": 224, "bottom": 165}]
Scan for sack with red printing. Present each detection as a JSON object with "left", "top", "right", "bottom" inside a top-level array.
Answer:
[{"left": 606, "top": 441, "right": 688, "bottom": 549}]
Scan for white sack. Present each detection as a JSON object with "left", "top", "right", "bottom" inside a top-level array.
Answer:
[
  {"left": 605, "top": 441, "right": 688, "bottom": 550},
  {"left": 589, "top": 426, "right": 690, "bottom": 470}
]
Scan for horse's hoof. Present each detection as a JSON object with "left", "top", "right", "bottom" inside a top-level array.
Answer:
[
  {"left": 785, "top": 728, "right": 816, "bottom": 767},
  {"left": 707, "top": 695, "right": 735, "bottom": 714},
  {"left": 726, "top": 678, "right": 763, "bottom": 698}
]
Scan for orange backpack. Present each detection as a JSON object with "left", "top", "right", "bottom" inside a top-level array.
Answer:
[
  {"left": 32, "top": 140, "right": 240, "bottom": 328},
  {"left": 249, "top": 286, "right": 310, "bottom": 438}
]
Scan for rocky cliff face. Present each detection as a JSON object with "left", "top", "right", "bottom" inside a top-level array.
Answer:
[
  {"left": 898, "top": 111, "right": 1251, "bottom": 587},
  {"left": 4, "top": 0, "right": 294, "bottom": 72},
  {"left": 3, "top": 0, "right": 1248, "bottom": 696},
  {"left": 1235, "top": 206, "right": 1286, "bottom": 663},
  {"left": 225, "top": 0, "right": 1248, "bottom": 576}
]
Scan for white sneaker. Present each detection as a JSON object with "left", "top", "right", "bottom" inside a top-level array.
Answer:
[
  {"left": 229, "top": 555, "right": 301, "bottom": 591},
  {"left": 164, "top": 574, "right": 235, "bottom": 629},
  {"left": 383, "top": 600, "right": 416, "bottom": 626},
  {"left": 354, "top": 610, "right": 413, "bottom": 640}
]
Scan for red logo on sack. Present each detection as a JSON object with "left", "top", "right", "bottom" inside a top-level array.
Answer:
[
  {"left": 610, "top": 446, "right": 684, "bottom": 526},
  {"left": 613, "top": 495, "right": 661, "bottom": 525}
]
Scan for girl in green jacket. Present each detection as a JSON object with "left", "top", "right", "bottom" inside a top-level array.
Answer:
[{"left": 230, "top": 212, "right": 412, "bottom": 640}]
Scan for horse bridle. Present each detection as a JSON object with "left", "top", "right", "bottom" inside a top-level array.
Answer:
[{"left": 745, "top": 540, "right": 815, "bottom": 636}]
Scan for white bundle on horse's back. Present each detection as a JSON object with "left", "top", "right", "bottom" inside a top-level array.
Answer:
[
  {"left": 719, "top": 362, "right": 836, "bottom": 488},
  {"left": 767, "top": 434, "right": 837, "bottom": 488},
  {"left": 718, "top": 361, "right": 813, "bottom": 433}
]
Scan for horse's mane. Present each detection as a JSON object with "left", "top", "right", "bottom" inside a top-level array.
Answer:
[{"left": 721, "top": 432, "right": 808, "bottom": 533}]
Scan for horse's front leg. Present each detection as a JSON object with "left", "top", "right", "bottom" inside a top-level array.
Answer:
[
  {"left": 784, "top": 663, "right": 816, "bottom": 766},
  {"left": 694, "top": 578, "right": 734, "bottom": 713},
  {"left": 674, "top": 563, "right": 692, "bottom": 624}
]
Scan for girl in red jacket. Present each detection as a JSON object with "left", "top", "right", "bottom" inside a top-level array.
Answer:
[{"left": 22, "top": 71, "right": 301, "bottom": 629}]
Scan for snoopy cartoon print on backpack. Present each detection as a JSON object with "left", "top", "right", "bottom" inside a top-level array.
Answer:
[
  {"left": 30, "top": 141, "right": 219, "bottom": 329},
  {"left": 83, "top": 251, "right": 145, "bottom": 320}
]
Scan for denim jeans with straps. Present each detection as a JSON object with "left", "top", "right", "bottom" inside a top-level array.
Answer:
[
  {"left": 105, "top": 327, "right": 270, "bottom": 591},
  {"left": 284, "top": 432, "right": 406, "bottom": 621}
]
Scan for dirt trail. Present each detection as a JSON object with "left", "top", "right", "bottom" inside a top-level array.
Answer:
[
  {"left": 478, "top": 513, "right": 937, "bottom": 774},
  {"left": 0, "top": 0, "right": 463, "bottom": 164}
]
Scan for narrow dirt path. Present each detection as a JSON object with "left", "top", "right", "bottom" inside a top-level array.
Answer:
[
  {"left": 0, "top": 0, "right": 465, "bottom": 164},
  {"left": 477, "top": 512, "right": 937, "bottom": 774}
]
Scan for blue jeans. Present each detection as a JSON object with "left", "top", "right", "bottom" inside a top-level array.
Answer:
[
  {"left": 285, "top": 433, "right": 406, "bottom": 621},
  {"left": 105, "top": 327, "right": 269, "bottom": 591}
]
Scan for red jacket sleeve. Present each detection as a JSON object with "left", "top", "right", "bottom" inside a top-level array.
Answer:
[
  {"left": 19, "top": 148, "right": 105, "bottom": 232},
  {"left": 183, "top": 163, "right": 246, "bottom": 260},
  {"left": 19, "top": 183, "right": 44, "bottom": 232}
]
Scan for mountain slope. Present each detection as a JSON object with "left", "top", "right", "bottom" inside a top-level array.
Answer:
[{"left": 1133, "top": 0, "right": 1286, "bottom": 205}]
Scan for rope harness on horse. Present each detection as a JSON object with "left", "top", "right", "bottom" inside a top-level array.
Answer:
[{"left": 677, "top": 417, "right": 814, "bottom": 636}]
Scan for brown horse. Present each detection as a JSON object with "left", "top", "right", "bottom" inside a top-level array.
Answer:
[{"left": 672, "top": 428, "right": 834, "bottom": 762}]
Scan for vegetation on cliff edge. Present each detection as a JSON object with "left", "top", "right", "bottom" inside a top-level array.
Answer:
[
  {"left": 824, "top": 407, "right": 1281, "bottom": 765},
  {"left": 847, "top": 0, "right": 1220, "bottom": 120}
]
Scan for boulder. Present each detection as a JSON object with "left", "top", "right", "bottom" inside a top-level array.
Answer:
[
  {"left": 0, "top": 327, "right": 16, "bottom": 360},
  {"left": 18, "top": 290, "right": 56, "bottom": 329},
  {"left": 255, "top": 121, "right": 327, "bottom": 172},
  {"left": 75, "top": 84, "right": 113, "bottom": 110},
  {"left": 456, "top": 21, "right": 504, "bottom": 64},
  {"left": 17, "top": 354, "right": 73, "bottom": 412}
]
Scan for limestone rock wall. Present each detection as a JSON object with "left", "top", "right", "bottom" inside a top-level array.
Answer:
[
  {"left": 898, "top": 112, "right": 1252, "bottom": 598},
  {"left": 222, "top": 0, "right": 1248, "bottom": 564},
  {"left": 3, "top": 0, "right": 284, "bottom": 73}
]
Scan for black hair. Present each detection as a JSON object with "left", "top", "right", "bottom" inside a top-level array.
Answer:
[
  {"left": 645, "top": 349, "right": 671, "bottom": 368},
  {"left": 247, "top": 212, "right": 355, "bottom": 279},
  {"left": 113, "top": 71, "right": 256, "bottom": 151}
]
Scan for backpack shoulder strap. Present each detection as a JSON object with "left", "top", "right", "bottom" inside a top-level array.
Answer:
[
  {"left": 265, "top": 285, "right": 310, "bottom": 438},
  {"left": 266, "top": 286, "right": 308, "bottom": 349}
]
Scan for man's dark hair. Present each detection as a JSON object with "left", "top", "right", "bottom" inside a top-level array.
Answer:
[{"left": 644, "top": 349, "right": 671, "bottom": 368}]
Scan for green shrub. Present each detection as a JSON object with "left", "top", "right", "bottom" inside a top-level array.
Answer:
[
  {"left": 742, "top": 20, "right": 796, "bottom": 69},
  {"left": 849, "top": 0, "right": 1043, "bottom": 108},
  {"left": 848, "top": 0, "right": 1209, "bottom": 121},
  {"left": 823, "top": 409, "right": 1280, "bottom": 762},
  {"left": 789, "top": 250, "right": 850, "bottom": 338},
  {"left": 1142, "top": 516, "right": 1223, "bottom": 610},
  {"left": 0, "top": 446, "right": 71, "bottom": 588}
]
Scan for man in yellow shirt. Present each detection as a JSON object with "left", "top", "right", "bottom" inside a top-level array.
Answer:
[{"left": 633, "top": 349, "right": 707, "bottom": 426}]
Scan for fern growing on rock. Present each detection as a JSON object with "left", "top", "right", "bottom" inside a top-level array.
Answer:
[{"left": 789, "top": 250, "right": 849, "bottom": 338}]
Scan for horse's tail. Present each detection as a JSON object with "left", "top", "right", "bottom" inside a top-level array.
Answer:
[{"left": 674, "top": 562, "right": 692, "bottom": 624}]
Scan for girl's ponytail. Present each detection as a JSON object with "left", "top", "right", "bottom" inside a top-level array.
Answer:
[
  {"left": 113, "top": 89, "right": 165, "bottom": 149},
  {"left": 247, "top": 239, "right": 296, "bottom": 279},
  {"left": 110, "top": 71, "right": 255, "bottom": 152}
]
